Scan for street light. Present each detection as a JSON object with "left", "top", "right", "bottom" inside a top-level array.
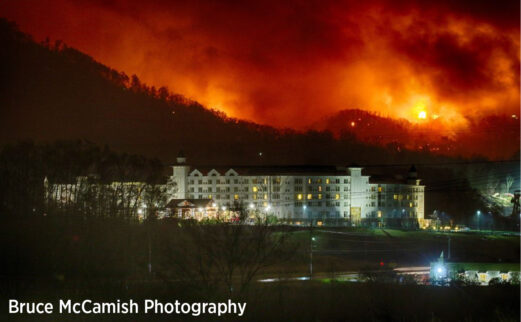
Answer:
[{"left": 477, "top": 210, "right": 481, "bottom": 231}]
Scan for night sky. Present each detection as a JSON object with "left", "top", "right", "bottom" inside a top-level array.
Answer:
[{"left": 1, "top": 0, "right": 519, "bottom": 130}]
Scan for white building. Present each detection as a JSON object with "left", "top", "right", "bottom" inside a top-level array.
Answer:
[
  {"left": 169, "top": 154, "right": 425, "bottom": 227},
  {"left": 45, "top": 153, "right": 425, "bottom": 226}
]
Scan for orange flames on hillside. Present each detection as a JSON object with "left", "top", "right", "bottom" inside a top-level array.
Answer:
[{"left": 1, "top": 0, "right": 519, "bottom": 151}]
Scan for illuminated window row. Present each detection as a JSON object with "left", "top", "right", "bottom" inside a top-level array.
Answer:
[{"left": 297, "top": 193, "right": 341, "bottom": 200}]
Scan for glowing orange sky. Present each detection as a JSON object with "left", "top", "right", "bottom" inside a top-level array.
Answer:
[{"left": 1, "top": 0, "right": 519, "bottom": 130}]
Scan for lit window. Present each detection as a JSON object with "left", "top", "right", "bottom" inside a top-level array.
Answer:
[
  {"left": 208, "top": 195, "right": 212, "bottom": 199},
  {"left": 318, "top": 186, "right": 322, "bottom": 192},
  {"left": 335, "top": 194, "right": 340, "bottom": 200},
  {"left": 378, "top": 187, "right": 383, "bottom": 192},
  {"left": 234, "top": 194, "right": 239, "bottom": 200},
  {"left": 308, "top": 178, "right": 312, "bottom": 184},
  {"left": 264, "top": 194, "right": 268, "bottom": 200},
  {"left": 393, "top": 194, "right": 398, "bottom": 200},
  {"left": 318, "top": 194, "right": 322, "bottom": 200},
  {"left": 253, "top": 194, "right": 257, "bottom": 200},
  {"left": 253, "top": 187, "right": 258, "bottom": 192},
  {"left": 307, "top": 194, "right": 312, "bottom": 200},
  {"left": 409, "top": 202, "right": 413, "bottom": 208},
  {"left": 297, "top": 194, "right": 303, "bottom": 200},
  {"left": 377, "top": 210, "right": 382, "bottom": 218},
  {"left": 326, "top": 178, "right": 330, "bottom": 184}
]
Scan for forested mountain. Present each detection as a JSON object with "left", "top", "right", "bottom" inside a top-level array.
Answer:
[{"left": 0, "top": 18, "right": 468, "bottom": 167}]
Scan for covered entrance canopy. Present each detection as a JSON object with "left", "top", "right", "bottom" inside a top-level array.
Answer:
[{"left": 165, "top": 199, "right": 217, "bottom": 220}]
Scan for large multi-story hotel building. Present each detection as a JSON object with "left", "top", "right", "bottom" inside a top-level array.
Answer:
[
  {"left": 170, "top": 154, "right": 425, "bottom": 226},
  {"left": 46, "top": 153, "right": 425, "bottom": 227}
]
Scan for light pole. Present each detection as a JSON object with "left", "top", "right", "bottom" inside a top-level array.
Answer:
[
  {"left": 477, "top": 210, "right": 481, "bottom": 231},
  {"left": 305, "top": 205, "right": 314, "bottom": 277},
  {"left": 310, "top": 234, "right": 315, "bottom": 277}
]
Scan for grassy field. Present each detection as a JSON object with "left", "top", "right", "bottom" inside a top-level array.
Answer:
[{"left": 263, "top": 228, "right": 520, "bottom": 275}]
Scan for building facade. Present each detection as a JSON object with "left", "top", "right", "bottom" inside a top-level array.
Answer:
[
  {"left": 45, "top": 154, "right": 425, "bottom": 226},
  {"left": 169, "top": 155, "right": 425, "bottom": 226}
]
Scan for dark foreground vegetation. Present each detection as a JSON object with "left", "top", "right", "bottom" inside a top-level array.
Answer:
[
  {"left": 1, "top": 278, "right": 519, "bottom": 321},
  {"left": 1, "top": 206, "right": 519, "bottom": 321}
]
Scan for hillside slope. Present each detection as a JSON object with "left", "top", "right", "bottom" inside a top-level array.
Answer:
[
  {"left": 309, "top": 109, "right": 519, "bottom": 160},
  {"left": 0, "top": 19, "right": 496, "bottom": 166}
]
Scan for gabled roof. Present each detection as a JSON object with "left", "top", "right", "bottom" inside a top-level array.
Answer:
[
  {"left": 189, "top": 169, "right": 204, "bottom": 176},
  {"left": 207, "top": 169, "right": 221, "bottom": 176},
  {"left": 225, "top": 169, "right": 239, "bottom": 176}
]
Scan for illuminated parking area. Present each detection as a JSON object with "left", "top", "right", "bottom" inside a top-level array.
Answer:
[{"left": 430, "top": 255, "right": 520, "bottom": 286}]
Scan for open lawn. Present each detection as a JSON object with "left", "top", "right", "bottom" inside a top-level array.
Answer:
[{"left": 264, "top": 228, "right": 520, "bottom": 276}]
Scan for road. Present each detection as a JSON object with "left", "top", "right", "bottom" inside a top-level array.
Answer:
[{"left": 257, "top": 266, "right": 431, "bottom": 283}]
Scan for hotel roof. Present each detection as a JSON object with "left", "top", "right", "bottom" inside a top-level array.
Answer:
[{"left": 187, "top": 165, "right": 355, "bottom": 176}]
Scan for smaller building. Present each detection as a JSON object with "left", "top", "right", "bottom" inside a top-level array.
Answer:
[
  {"left": 165, "top": 199, "right": 217, "bottom": 220},
  {"left": 430, "top": 253, "right": 520, "bottom": 285}
]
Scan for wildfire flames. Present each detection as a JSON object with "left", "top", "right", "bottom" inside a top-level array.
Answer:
[{"left": 1, "top": 0, "right": 519, "bottom": 142}]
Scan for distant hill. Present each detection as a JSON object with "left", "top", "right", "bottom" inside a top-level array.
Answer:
[
  {"left": 0, "top": 18, "right": 514, "bottom": 166},
  {"left": 308, "top": 109, "right": 519, "bottom": 160}
]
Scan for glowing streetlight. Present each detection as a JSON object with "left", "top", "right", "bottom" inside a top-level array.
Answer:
[{"left": 249, "top": 203, "right": 254, "bottom": 209}]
